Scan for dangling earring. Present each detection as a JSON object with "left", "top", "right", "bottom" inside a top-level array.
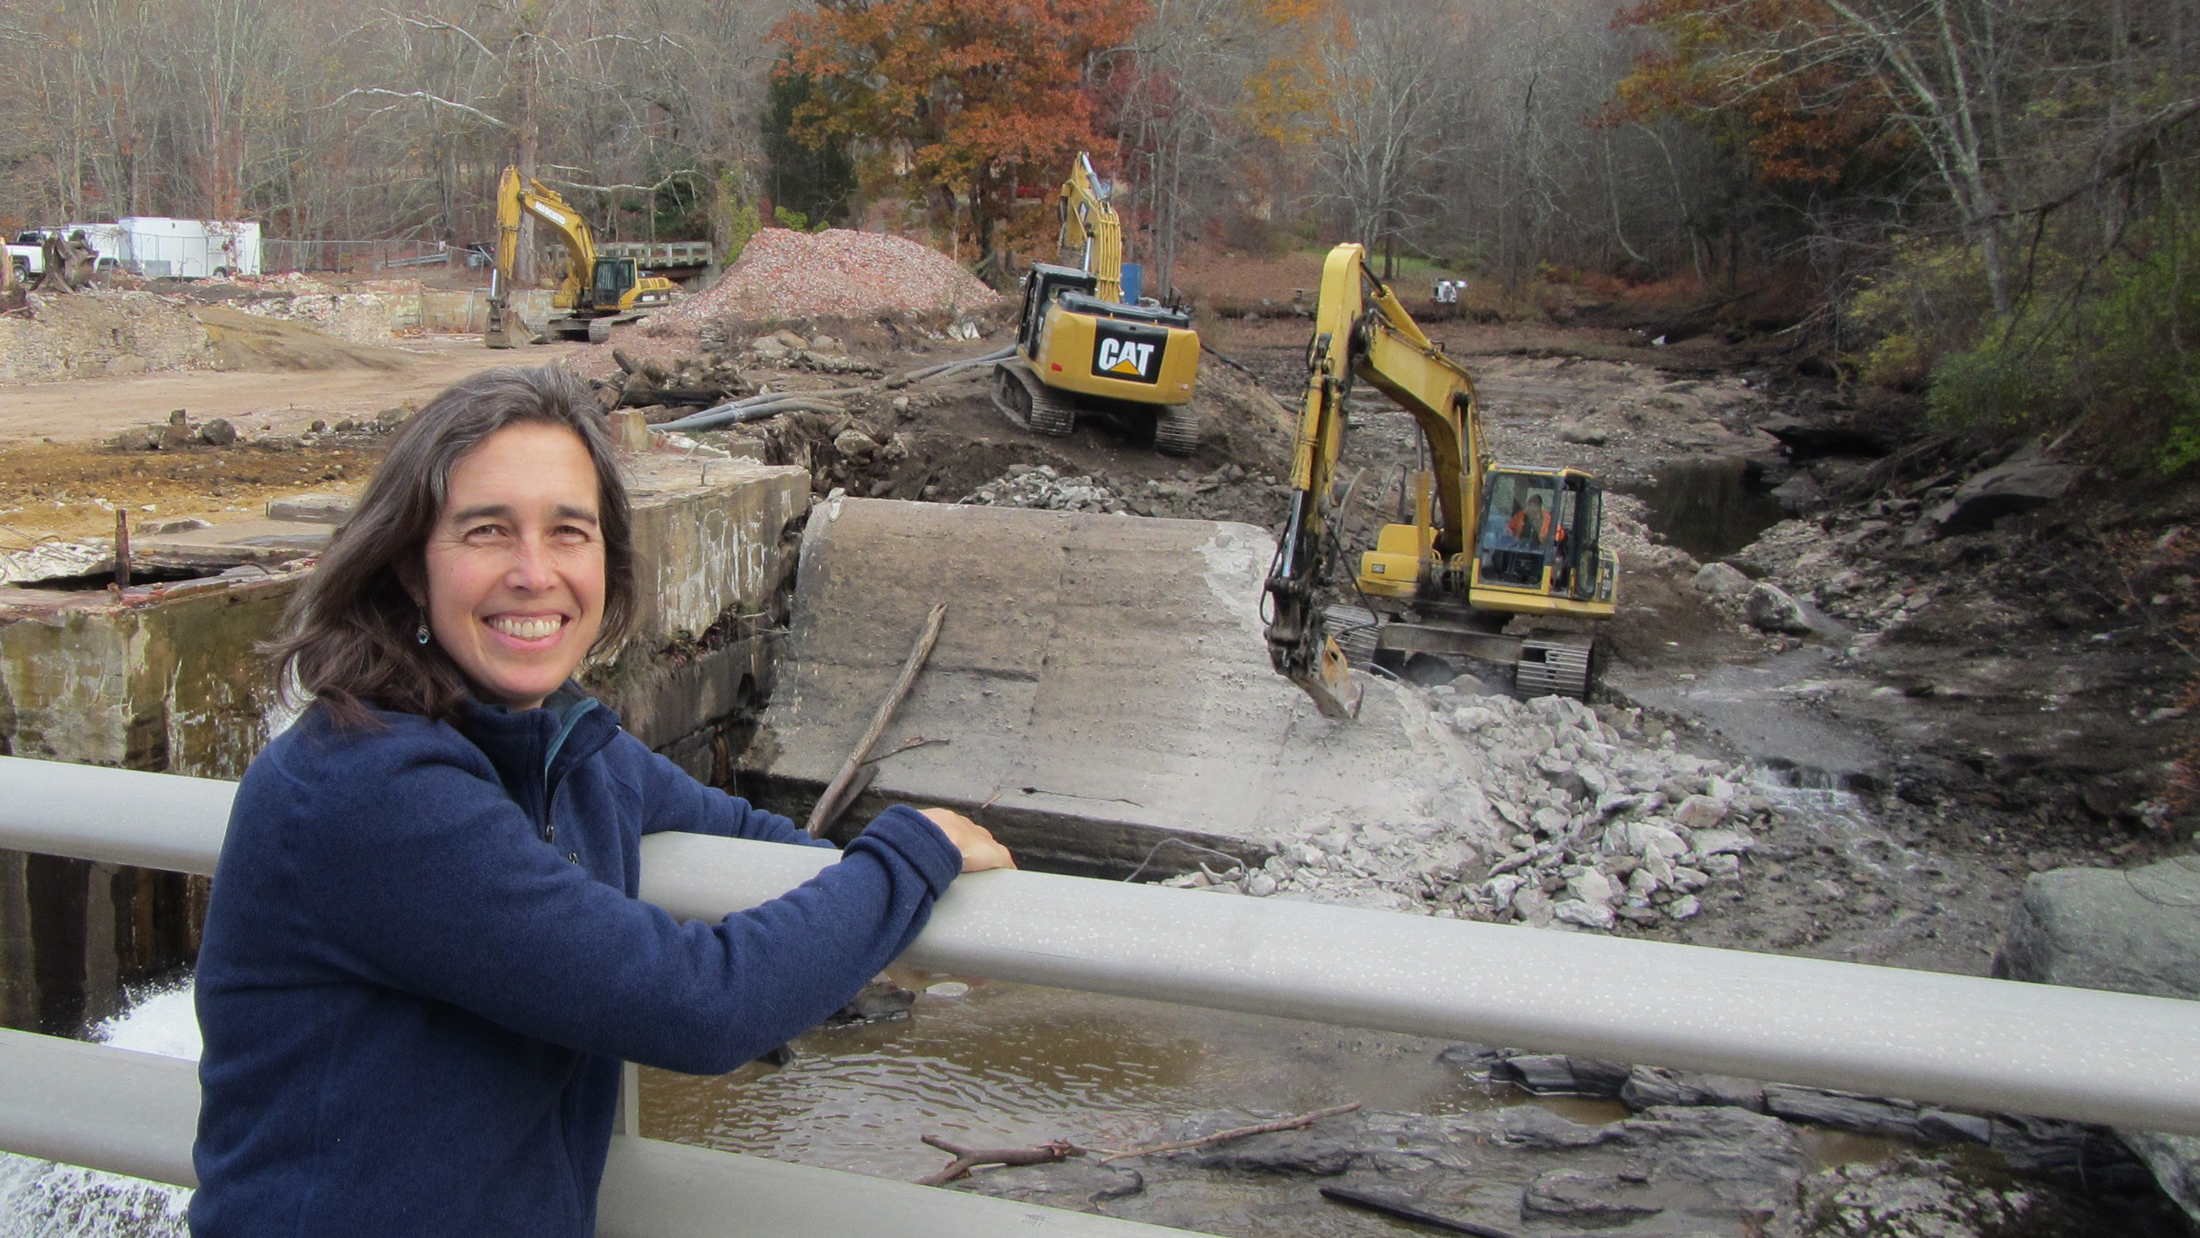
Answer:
[{"left": 416, "top": 610, "right": 432, "bottom": 645}]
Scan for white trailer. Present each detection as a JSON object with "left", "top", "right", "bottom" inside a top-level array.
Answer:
[{"left": 112, "top": 217, "right": 261, "bottom": 278}]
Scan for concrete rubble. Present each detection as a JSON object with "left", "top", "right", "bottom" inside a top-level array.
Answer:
[
  {"left": 1171, "top": 683, "right": 1778, "bottom": 935},
  {"left": 957, "top": 464, "right": 1133, "bottom": 514}
]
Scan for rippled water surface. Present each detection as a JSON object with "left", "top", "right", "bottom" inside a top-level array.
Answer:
[{"left": 641, "top": 968, "right": 1538, "bottom": 1185}]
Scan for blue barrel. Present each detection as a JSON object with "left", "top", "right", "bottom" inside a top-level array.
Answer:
[{"left": 1119, "top": 263, "right": 1143, "bottom": 304}]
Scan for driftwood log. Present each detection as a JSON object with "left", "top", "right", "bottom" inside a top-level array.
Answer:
[
  {"left": 917, "top": 1136, "right": 1079, "bottom": 1186},
  {"left": 806, "top": 602, "right": 947, "bottom": 837},
  {"left": 917, "top": 1102, "right": 1362, "bottom": 1187}
]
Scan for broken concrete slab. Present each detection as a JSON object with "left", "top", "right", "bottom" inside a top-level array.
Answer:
[
  {"left": 741, "top": 497, "right": 1505, "bottom": 876},
  {"left": 0, "top": 568, "right": 306, "bottom": 775},
  {"left": 265, "top": 493, "right": 354, "bottom": 524},
  {"left": 134, "top": 518, "right": 331, "bottom": 565}
]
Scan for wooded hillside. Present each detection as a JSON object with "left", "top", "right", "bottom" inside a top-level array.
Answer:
[{"left": 2, "top": 0, "right": 2192, "bottom": 459}]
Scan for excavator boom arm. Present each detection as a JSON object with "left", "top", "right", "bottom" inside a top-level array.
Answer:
[
  {"left": 1265, "top": 243, "right": 1485, "bottom": 718},
  {"left": 1057, "top": 152, "right": 1124, "bottom": 303},
  {"left": 491, "top": 166, "right": 598, "bottom": 309}
]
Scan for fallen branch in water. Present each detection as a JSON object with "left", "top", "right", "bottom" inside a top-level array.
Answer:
[
  {"left": 1093, "top": 1102, "right": 1361, "bottom": 1163},
  {"left": 916, "top": 1102, "right": 1361, "bottom": 1186},
  {"left": 917, "top": 1135, "right": 1081, "bottom": 1185}
]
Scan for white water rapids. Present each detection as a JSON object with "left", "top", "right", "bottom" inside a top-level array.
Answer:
[{"left": 1, "top": 981, "right": 197, "bottom": 1238}]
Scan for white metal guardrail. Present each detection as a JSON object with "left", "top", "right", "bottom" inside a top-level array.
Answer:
[
  {"left": 0, "top": 1029, "right": 1179, "bottom": 1237},
  {"left": 4, "top": 752, "right": 2200, "bottom": 1225}
]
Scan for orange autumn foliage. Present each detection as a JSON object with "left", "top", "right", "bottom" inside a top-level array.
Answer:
[
  {"left": 774, "top": 0, "right": 1146, "bottom": 257},
  {"left": 1610, "top": 0, "right": 1899, "bottom": 186},
  {"left": 1241, "top": 0, "right": 1343, "bottom": 148}
]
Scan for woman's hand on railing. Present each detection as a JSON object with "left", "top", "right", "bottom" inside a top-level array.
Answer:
[{"left": 919, "top": 808, "right": 1016, "bottom": 873}]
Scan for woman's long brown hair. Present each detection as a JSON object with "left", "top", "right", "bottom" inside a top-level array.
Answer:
[{"left": 267, "top": 365, "right": 637, "bottom": 727}]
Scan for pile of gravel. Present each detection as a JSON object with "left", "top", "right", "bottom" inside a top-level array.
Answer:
[
  {"left": 659, "top": 228, "right": 998, "bottom": 324},
  {"left": 959, "top": 465, "right": 1132, "bottom": 514}
]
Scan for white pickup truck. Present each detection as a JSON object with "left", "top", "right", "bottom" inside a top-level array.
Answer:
[
  {"left": 9, "top": 230, "right": 121, "bottom": 282},
  {"left": 6, "top": 234, "right": 44, "bottom": 280}
]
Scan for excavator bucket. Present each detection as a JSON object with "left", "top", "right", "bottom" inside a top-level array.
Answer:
[
  {"left": 1297, "top": 635, "right": 1364, "bottom": 720},
  {"left": 482, "top": 300, "right": 547, "bottom": 349}
]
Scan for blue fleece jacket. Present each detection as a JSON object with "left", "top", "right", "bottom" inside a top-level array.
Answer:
[{"left": 188, "top": 692, "right": 962, "bottom": 1238}]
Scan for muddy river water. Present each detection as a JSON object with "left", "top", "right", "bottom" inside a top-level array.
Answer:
[
  {"left": 1617, "top": 458, "right": 1788, "bottom": 563},
  {"left": 639, "top": 968, "right": 1893, "bottom": 1236}
]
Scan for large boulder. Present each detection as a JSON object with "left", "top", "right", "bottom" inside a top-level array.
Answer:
[
  {"left": 1744, "top": 582, "right": 1815, "bottom": 634},
  {"left": 1991, "top": 858, "right": 2200, "bottom": 998},
  {"left": 1993, "top": 857, "right": 2200, "bottom": 1223},
  {"left": 1928, "top": 457, "right": 2077, "bottom": 535},
  {"left": 1692, "top": 562, "right": 1751, "bottom": 595}
]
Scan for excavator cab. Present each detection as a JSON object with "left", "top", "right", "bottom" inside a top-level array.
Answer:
[
  {"left": 589, "top": 256, "right": 639, "bottom": 312},
  {"left": 1015, "top": 263, "right": 1100, "bottom": 354},
  {"left": 1472, "top": 468, "right": 1615, "bottom": 605}
]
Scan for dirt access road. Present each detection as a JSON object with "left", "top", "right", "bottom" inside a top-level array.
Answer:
[
  {"left": 0, "top": 334, "right": 591, "bottom": 544},
  {"left": 0, "top": 336, "right": 590, "bottom": 445}
]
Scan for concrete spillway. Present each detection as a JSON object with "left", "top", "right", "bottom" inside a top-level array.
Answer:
[{"left": 741, "top": 497, "right": 1480, "bottom": 876}]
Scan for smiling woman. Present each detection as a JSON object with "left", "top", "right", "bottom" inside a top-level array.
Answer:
[
  {"left": 418, "top": 422, "right": 610, "bottom": 709},
  {"left": 189, "top": 365, "right": 1011, "bottom": 1238},
  {"left": 263, "top": 366, "right": 639, "bottom": 725}
]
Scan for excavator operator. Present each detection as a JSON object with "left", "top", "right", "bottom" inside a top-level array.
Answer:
[
  {"left": 1485, "top": 485, "right": 1569, "bottom": 588},
  {"left": 1505, "top": 493, "right": 1563, "bottom": 548}
]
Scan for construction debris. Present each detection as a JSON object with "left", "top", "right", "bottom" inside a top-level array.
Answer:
[
  {"left": 603, "top": 347, "right": 751, "bottom": 409},
  {"left": 742, "top": 330, "right": 885, "bottom": 377},
  {"left": 956, "top": 465, "right": 1132, "bottom": 513}
]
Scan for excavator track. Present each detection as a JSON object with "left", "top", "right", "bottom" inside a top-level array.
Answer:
[
  {"left": 990, "top": 359, "right": 1076, "bottom": 437},
  {"left": 1514, "top": 634, "right": 1598, "bottom": 700},
  {"left": 1154, "top": 405, "right": 1202, "bottom": 457}
]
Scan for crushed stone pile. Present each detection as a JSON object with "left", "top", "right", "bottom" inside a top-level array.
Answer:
[
  {"left": 234, "top": 292, "right": 397, "bottom": 346},
  {"left": 658, "top": 228, "right": 999, "bottom": 325},
  {"left": 1167, "top": 679, "right": 1785, "bottom": 934},
  {"left": 958, "top": 464, "right": 1131, "bottom": 514}
]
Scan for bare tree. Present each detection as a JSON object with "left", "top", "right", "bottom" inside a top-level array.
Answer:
[{"left": 1305, "top": 0, "right": 1458, "bottom": 275}]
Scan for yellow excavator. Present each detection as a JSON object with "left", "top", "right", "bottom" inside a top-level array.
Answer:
[
  {"left": 485, "top": 165, "right": 677, "bottom": 348},
  {"left": 1263, "top": 244, "right": 1620, "bottom": 718},
  {"left": 992, "top": 153, "right": 1203, "bottom": 455}
]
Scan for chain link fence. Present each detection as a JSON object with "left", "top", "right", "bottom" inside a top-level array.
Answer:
[{"left": 261, "top": 239, "right": 457, "bottom": 274}]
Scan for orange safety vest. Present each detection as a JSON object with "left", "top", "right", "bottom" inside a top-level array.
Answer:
[{"left": 1506, "top": 508, "right": 1561, "bottom": 543}]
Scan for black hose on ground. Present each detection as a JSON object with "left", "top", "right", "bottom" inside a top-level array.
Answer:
[{"left": 658, "top": 343, "right": 1016, "bottom": 432}]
